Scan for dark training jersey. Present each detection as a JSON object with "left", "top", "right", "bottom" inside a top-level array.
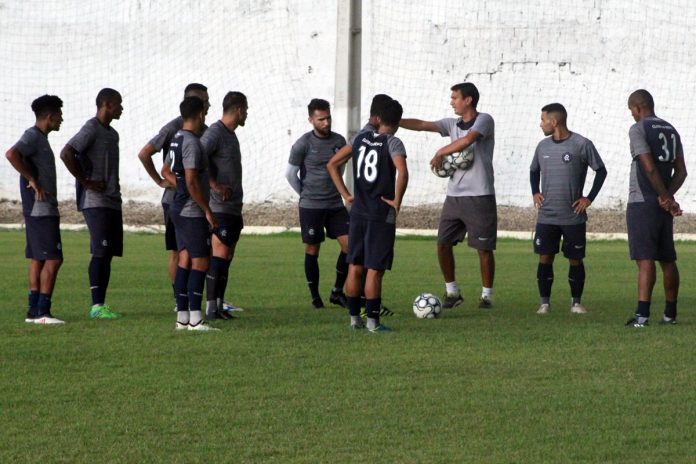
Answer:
[
  {"left": 67, "top": 117, "right": 121, "bottom": 211},
  {"left": 288, "top": 130, "right": 347, "bottom": 209},
  {"left": 530, "top": 132, "right": 604, "bottom": 225},
  {"left": 148, "top": 116, "right": 183, "bottom": 205},
  {"left": 168, "top": 129, "right": 209, "bottom": 218},
  {"left": 628, "top": 116, "right": 683, "bottom": 204},
  {"left": 350, "top": 131, "right": 406, "bottom": 223},
  {"left": 12, "top": 127, "right": 59, "bottom": 217},
  {"left": 201, "top": 120, "right": 243, "bottom": 216}
]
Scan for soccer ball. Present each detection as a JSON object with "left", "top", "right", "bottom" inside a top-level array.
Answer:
[
  {"left": 413, "top": 293, "right": 442, "bottom": 319},
  {"left": 431, "top": 155, "right": 456, "bottom": 178},
  {"left": 451, "top": 146, "right": 474, "bottom": 170}
]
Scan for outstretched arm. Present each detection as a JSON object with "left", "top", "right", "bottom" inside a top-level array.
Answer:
[{"left": 399, "top": 118, "right": 440, "bottom": 132}]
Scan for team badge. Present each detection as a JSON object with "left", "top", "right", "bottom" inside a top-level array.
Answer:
[
  {"left": 308, "top": 228, "right": 315, "bottom": 236},
  {"left": 220, "top": 229, "right": 227, "bottom": 238},
  {"left": 102, "top": 239, "right": 108, "bottom": 247},
  {"left": 56, "top": 242, "right": 62, "bottom": 250},
  {"left": 562, "top": 152, "right": 572, "bottom": 163},
  {"left": 535, "top": 238, "right": 541, "bottom": 246}
]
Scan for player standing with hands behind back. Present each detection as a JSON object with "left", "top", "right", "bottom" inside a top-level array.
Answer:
[
  {"left": 625, "top": 89, "right": 687, "bottom": 327},
  {"left": 328, "top": 98, "right": 408, "bottom": 332}
]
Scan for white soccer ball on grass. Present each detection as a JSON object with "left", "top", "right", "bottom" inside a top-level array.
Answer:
[{"left": 413, "top": 293, "right": 442, "bottom": 319}]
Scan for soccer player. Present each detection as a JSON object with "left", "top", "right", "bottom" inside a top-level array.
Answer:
[
  {"left": 161, "top": 96, "right": 219, "bottom": 332},
  {"left": 201, "top": 91, "right": 247, "bottom": 321},
  {"left": 400, "top": 82, "right": 496, "bottom": 309},
  {"left": 5, "top": 95, "right": 65, "bottom": 324},
  {"left": 286, "top": 98, "right": 350, "bottom": 309},
  {"left": 137, "top": 83, "right": 209, "bottom": 305},
  {"left": 529, "top": 103, "right": 607, "bottom": 315},
  {"left": 624, "top": 89, "right": 687, "bottom": 327},
  {"left": 327, "top": 98, "right": 409, "bottom": 332},
  {"left": 60, "top": 88, "right": 124, "bottom": 319}
]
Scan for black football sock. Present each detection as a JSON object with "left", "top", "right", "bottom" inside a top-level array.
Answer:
[
  {"left": 333, "top": 251, "right": 348, "bottom": 291},
  {"left": 568, "top": 263, "right": 585, "bottom": 304},
  {"left": 100, "top": 255, "right": 113, "bottom": 303},
  {"left": 664, "top": 301, "right": 677, "bottom": 320},
  {"left": 188, "top": 269, "right": 207, "bottom": 326},
  {"left": 206, "top": 257, "right": 225, "bottom": 316},
  {"left": 88, "top": 257, "right": 104, "bottom": 305},
  {"left": 365, "top": 298, "right": 381, "bottom": 329},
  {"left": 304, "top": 253, "right": 320, "bottom": 299},
  {"left": 28, "top": 290, "right": 39, "bottom": 317},
  {"left": 217, "top": 258, "right": 232, "bottom": 308},
  {"left": 347, "top": 296, "right": 361, "bottom": 318},
  {"left": 37, "top": 293, "right": 52, "bottom": 317},
  {"left": 636, "top": 300, "right": 651, "bottom": 321},
  {"left": 537, "top": 263, "right": 554, "bottom": 304},
  {"left": 174, "top": 266, "right": 190, "bottom": 314}
]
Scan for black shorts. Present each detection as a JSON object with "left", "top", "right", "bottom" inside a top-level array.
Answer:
[
  {"left": 24, "top": 215, "right": 63, "bottom": 260},
  {"left": 534, "top": 223, "right": 586, "bottom": 259},
  {"left": 627, "top": 202, "right": 676, "bottom": 261},
  {"left": 83, "top": 208, "right": 123, "bottom": 257},
  {"left": 299, "top": 206, "right": 350, "bottom": 244},
  {"left": 438, "top": 195, "right": 497, "bottom": 250},
  {"left": 213, "top": 212, "right": 243, "bottom": 247},
  {"left": 162, "top": 203, "right": 177, "bottom": 251},
  {"left": 346, "top": 215, "right": 395, "bottom": 271},
  {"left": 173, "top": 215, "right": 211, "bottom": 259}
]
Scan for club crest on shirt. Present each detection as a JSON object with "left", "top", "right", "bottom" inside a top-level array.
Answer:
[{"left": 562, "top": 152, "right": 572, "bottom": 163}]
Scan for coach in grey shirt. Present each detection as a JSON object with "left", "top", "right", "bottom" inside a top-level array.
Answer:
[
  {"left": 400, "top": 82, "right": 496, "bottom": 310},
  {"left": 530, "top": 103, "right": 606, "bottom": 316}
]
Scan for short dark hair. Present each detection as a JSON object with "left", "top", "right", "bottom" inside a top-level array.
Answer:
[
  {"left": 628, "top": 89, "right": 654, "bottom": 111},
  {"left": 541, "top": 103, "right": 567, "bottom": 124},
  {"left": 450, "top": 83, "right": 479, "bottom": 108},
  {"left": 184, "top": 83, "right": 207, "bottom": 94},
  {"left": 379, "top": 99, "right": 403, "bottom": 127},
  {"left": 369, "top": 94, "right": 393, "bottom": 117},
  {"left": 179, "top": 96, "right": 205, "bottom": 119},
  {"left": 96, "top": 88, "right": 121, "bottom": 107},
  {"left": 31, "top": 95, "right": 63, "bottom": 117},
  {"left": 222, "top": 91, "right": 247, "bottom": 113},
  {"left": 307, "top": 98, "right": 330, "bottom": 116}
]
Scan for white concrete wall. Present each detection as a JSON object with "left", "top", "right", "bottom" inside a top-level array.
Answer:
[{"left": 2, "top": 1, "right": 695, "bottom": 210}]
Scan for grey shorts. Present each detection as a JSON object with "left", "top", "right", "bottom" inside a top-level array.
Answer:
[{"left": 438, "top": 195, "right": 497, "bottom": 250}]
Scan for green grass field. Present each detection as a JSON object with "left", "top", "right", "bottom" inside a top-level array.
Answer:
[{"left": 1, "top": 230, "right": 696, "bottom": 463}]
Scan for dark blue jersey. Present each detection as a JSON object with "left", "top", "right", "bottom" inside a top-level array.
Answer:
[{"left": 350, "top": 131, "right": 406, "bottom": 222}]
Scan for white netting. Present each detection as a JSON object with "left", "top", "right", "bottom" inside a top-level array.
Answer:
[{"left": 1, "top": 0, "right": 695, "bottom": 210}]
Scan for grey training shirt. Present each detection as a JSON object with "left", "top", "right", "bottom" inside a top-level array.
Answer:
[
  {"left": 436, "top": 113, "right": 495, "bottom": 197},
  {"left": 148, "top": 116, "right": 183, "bottom": 205},
  {"left": 200, "top": 120, "right": 243, "bottom": 216},
  {"left": 530, "top": 132, "right": 605, "bottom": 225},
  {"left": 288, "top": 130, "right": 347, "bottom": 209},
  {"left": 67, "top": 117, "right": 121, "bottom": 210},
  {"left": 13, "top": 127, "right": 59, "bottom": 217}
]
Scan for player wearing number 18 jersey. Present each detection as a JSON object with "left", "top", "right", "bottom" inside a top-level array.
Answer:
[
  {"left": 625, "top": 89, "right": 687, "bottom": 327},
  {"left": 328, "top": 98, "right": 408, "bottom": 332}
]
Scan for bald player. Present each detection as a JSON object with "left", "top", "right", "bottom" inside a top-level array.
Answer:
[
  {"left": 138, "top": 83, "right": 210, "bottom": 306},
  {"left": 530, "top": 103, "right": 607, "bottom": 315},
  {"left": 625, "top": 89, "right": 687, "bottom": 327}
]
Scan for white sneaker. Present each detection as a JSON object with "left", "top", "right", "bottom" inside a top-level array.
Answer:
[
  {"left": 537, "top": 303, "right": 550, "bottom": 315},
  {"left": 187, "top": 322, "right": 220, "bottom": 332},
  {"left": 571, "top": 303, "right": 587, "bottom": 314},
  {"left": 31, "top": 315, "right": 66, "bottom": 325},
  {"left": 175, "top": 321, "right": 188, "bottom": 330},
  {"left": 222, "top": 301, "right": 244, "bottom": 312}
]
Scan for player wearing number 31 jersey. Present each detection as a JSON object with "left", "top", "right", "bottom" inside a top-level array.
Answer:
[
  {"left": 328, "top": 98, "right": 408, "bottom": 332},
  {"left": 625, "top": 89, "right": 687, "bottom": 328}
]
